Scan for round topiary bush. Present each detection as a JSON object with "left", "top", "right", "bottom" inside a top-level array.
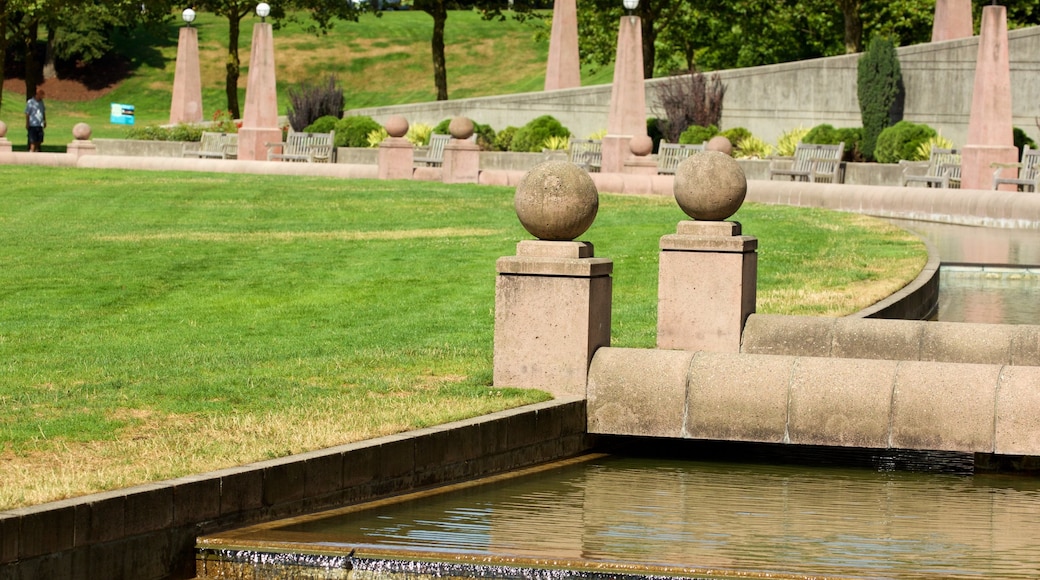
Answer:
[
  {"left": 720, "top": 127, "right": 752, "bottom": 146},
  {"left": 334, "top": 115, "right": 382, "bottom": 148},
  {"left": 874, "top": 121, "right": 936, "bottom": 163},
  {"left": 494, "top": 126, "right": 518, "bottom": 152},
  {"left": 510, "top": 115, "right": 570, "bottom": 152},
  {"left": 304, "top": 115, "right": 340, "bottom": 134},
  {"left": 803, "top": 124, "right": 864, "bottom": 160},
  {"left": 678, "top": 124, "right": 718, "bottom": 145}
]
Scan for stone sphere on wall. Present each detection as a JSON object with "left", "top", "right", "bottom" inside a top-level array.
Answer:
[
  {"left": 0, "top": 120, "right": 7, "bottom": 139},
  {"left": 706, "top": 135, "right": 733, "bottom": 156},
  {"left": 673, "top": 150, "right": 747, "bottom": 221},
  {"left": 72, "top": 123, "right": 92, "bottom": 141},
  {"left": 629, "top": 135, "right": 653, "bottom": 157},
  {"left": 449, "top": 117, "right": 474, "bottom": 140},
  {"left": 514, "top": 161, "right": 599, "bottom": 241},
  {"left": 385, "top": 115, "right": 409, "bottom": 138}
]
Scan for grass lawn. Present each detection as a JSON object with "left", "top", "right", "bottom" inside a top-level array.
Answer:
[{"left": 0, "top": 167, "right": 927, "bottom": 509}]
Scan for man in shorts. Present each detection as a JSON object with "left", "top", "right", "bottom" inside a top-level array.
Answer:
[{"left": 24, "top": 89, "right": 46, "bottom": 152}]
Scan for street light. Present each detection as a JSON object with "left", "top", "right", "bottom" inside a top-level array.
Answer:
[
  {"left": 182, "top": 8, "right": 196, "bottom": 27},
  {"left": 622, "top": 0, "right": 638, "bottom": 15},
  {"left": 257, "top": 2, "right": 271, "bottom": 22}
]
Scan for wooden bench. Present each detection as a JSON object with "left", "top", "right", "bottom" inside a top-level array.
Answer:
[
  {"left": 183, "top": 132, "right": 237, "bottom": 160},
  {"left": 266, "top": 130, "right": 335, "bottom": 163},
  {"left": 901, "top": 146, "right": 961, "bottom": 188},
  {"left": 414, "top": 133, "right": 451, "bottom": 167},
  {"left": 657, "top": 142, "right": 704, "bottom": 174},
  {"left": 568, "top": 138, "right": 602, "bottom": 172},
  {"left": 768, "top": 142, "right": 845, "bottom": 183},
  {"left": 992, "top": 145, "right": 1039, "bottom": 192}
]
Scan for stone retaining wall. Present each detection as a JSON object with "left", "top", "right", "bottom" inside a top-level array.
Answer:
[{"left": 0, "top": 399, "right": 589, "bottom": 580}]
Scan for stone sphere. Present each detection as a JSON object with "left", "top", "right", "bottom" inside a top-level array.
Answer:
[
  {"left": 384, "top": 115, "right": 408, "bottom": 138},
  {"left": 0, "top": 121, "right": 7, "bottom": 138},
  {"left": 514, "top": 161, "right": 599, "bottom": 241},
  {"left": 448, "top": 117, "right": 474, "bottom": 140},
  {"left": 673, "top": 150, "right": 747, "bottom": 221},
  {"left": 629, "top": 135, "right": 653, "bottom": 157},
  {"left": 72, "top": 123, "right": 92, "bottom": 141},
  {"left": 706, "top": 135, "right": 733, "bottom": 155}
]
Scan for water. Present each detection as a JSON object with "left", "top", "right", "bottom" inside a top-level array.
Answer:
[{"left": 202, "top": 455, "right": 1040, "bottom": 579}]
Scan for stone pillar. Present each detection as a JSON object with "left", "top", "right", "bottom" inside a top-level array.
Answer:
[
  {"left": 601, "top": 14, "right": 647, "bottom": 175},
  {"left": 623, "top": 134, "right": 657, "bottom": 175},
  {"left": 657, "top": 152, "right": 756, "bottom": 353},
  {"left": 544, "top": 0, "right": 580, "bottom": 91},
  {"left": 0, "top": 121, "right": 11, "bottom": 154},
  {"left": 961, "top": 5, "right": 1017, "bottom": 191},
  {"left": 932, "top": 0, "right": 973, "bottom": 43},
  {"left": 238, "top": 22, "right": 282, "bottom": 161},
  {"left": 494, "top": 162, "right": 611, "bottom": 398},
  {"left": 378, "top": 115, "right": 414, "bottom": 180},
  {"left": 170, "top": 26, "right": 203, "bottom": 125},
  {"left": 66, "top": 123, "right": 97, "bottom": 160},
  {"left": 442, "top": 117, "right": 480, "bottom": 184}
]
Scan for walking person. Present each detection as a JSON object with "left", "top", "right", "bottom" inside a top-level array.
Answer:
[{"left": 24, "top": 89, "right": 46, "bottom": 152}]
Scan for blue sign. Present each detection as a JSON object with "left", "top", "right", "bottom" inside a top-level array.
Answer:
[{"left": 110, "top": 103, "right": 135, "bottom": 125}]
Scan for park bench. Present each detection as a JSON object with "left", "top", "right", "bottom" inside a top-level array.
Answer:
[
  {"left": 414, "top": 133, "right": 451, "bottom": 167},
  {"left": 568, "top": 138, "right": 602, "bottom": 172},
  {"left": 768, "top": 142, "right": 845, "bottom": 183},
  {"left": 182, "top": 131, "right": 237, "bottom": 160},
  {"left": 266, "top": 130, "right": 335, "bottom": 163},
  {"left": 992, "top": 145, "right": 1039, "bottom": 192},
  {"left": 656, "top": 141, "right": 705, "bottom": 174},
  {"left": 901, "top": 146, "right": 961, "bottom": 188}
]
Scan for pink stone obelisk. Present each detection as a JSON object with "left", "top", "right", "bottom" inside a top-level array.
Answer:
[
  {"left": 238, "top": 21, "right": 282, "bottom": 161},
  {"left": 544, "top": 0, "right": 580, "bottom": 91},
  {"left": 960, "top": 5, "right": 1017, "bottom": 191},
  {"left": 170, "top": 26, "right": 203, "bottom": 125},
  {"left": 932, "top": 0, "right": 973, "bottom": 42},
  {"left": 601, "top": 14, "right": 647, "bottom": 174}
]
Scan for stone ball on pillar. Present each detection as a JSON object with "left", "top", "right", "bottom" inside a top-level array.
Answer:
[
  {"left": 0, "top": 120, "right": 7, "bottom": 138},
  {"left": 629, "top": 134, "right": 653, "bottom": 157},
  {"left": 674, "top": 150, "right": 747, "bottom": 221},
  {"left": 448, "top": 117, "right": 475, "bottom": 140},
  {"left": 515, "top": 161, "right": 599, "bottom": 241},
  {"left": 385, "top": 115, "right": 409, "bottom": 138},
  {"left": 72, "top": 123, "right": 92, "bottom": 141},
  {"left": 706, "top": 135, "right": 733, "bottom": 156}
]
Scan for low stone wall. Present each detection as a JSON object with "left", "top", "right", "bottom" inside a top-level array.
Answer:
[
  {"left": 0, "top": 399, "right": 589, "bottom": 580},
  {"left": 586, "top": 346, "right": 1040, "bottom": 455}
]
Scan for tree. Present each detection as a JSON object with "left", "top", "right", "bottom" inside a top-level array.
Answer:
[
  {"left": 577, "top": 0, "right": 691, "bottom": 79},
  {"left": 857, "top": 36, "right": 902, "bottom": 161}
]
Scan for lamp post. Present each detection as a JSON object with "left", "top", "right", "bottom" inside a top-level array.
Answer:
[
  {"left": 600, "top": 0, "right": 647, "bottom": 174},
  {"left": 169, "top": 7, "right": 203, "bottom": 124},
  {"left": 238, "top": 2, "right": 282, "bottom": 160}
]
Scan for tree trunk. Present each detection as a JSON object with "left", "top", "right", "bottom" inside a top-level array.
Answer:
[
  {"left": 226, "top": 12, "right": 242, "bottom": 119},
  {"left": 641, "top": 5, "right": 656, "bottom": 79},
  {"left": 0, "top": 0, "right": 7, "bottom": 111},
  {"left": 43, "top": 22, "right": 56, "bottom": 80},
  {"left": 24, "top": 19, "right": 39, "bottom": 100},
  {"left": 430, "top": 3, "right": 448, "bottom": 101},
  {"left": 840, "top": 0, "right": 862, "bottom": 53}
]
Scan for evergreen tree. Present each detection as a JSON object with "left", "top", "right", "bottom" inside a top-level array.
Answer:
[{"left": 857, "top": 36, "right": 902, "bottom": 161}]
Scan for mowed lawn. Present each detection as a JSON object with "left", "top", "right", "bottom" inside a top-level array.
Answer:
[{"left": 0, "top": 167, "right": 927, "bottom": 509}]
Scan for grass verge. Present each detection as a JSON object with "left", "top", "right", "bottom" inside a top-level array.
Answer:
[{"left": 0, "top": 167, "right": 926, "bottom": 509}]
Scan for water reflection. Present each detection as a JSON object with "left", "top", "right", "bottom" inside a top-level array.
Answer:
[{"left": 219, "top": 456, "right": 1040, "bottom": 579}]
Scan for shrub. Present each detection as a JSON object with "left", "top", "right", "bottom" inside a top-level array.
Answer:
[
  {"left": 647, "top": 118, "right": 665, "bottom": 153},
  {"left": 510, "top": 115, "right": 570, "bottom": 152},
  {"left": 857, "top": 37, "right": 903, "bottom": 161},
  {"left": 125, "top": 123, "right": 205, "bottom": 142},
  {"left": 432, "top": 118, "right": 496, "bottom": 150},
  {"left": 367, "top": 127, "right": 389, "bottom": 147},
  {"left": 654, "top": 70, "right": 726, "bottom": 143},
  {"left": 542, "top": 135, "right": 569, "bottom": 151},
  {"left": 678, "top": 124, "right": 717, "bottom": 145},
  {"left": 406, "top": 123, "right": 433, "bottom": 147},
  {"left": 775, "top": 126, "right": 809, "bottom": 157},
  {"left": 720, "top": 127, "right": 752, "bottom": 146},
  {"left": 803, "top": 124, "right": 863, "bottom": 160},
  {"left": 734, "top": 136, "right": 773, "bottom": 159},
  {"left": 494, "top": 126, "right": 518, "bottom": 151},
  {"left": 304, "top": 115, "right": 339, "bottom": 134},
  {"left": 334, "top": 115, "right": 382, "bottom": 148},
  {"left": 874, "top": 121, "right": 936, "bottom": 163},
  {"left": 1014, "top": 127, "right": 1037, "bottom": 157},
  {"left": 211, "top": 110, "right": 238, "bottom": 134},
  {"left": 913, "top": 133, "right": 954, "bottom": 162},
  {"left": 287, "top": 76, "right": 344, "bottom": 132}
]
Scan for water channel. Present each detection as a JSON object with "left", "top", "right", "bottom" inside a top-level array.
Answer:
[{"left": 200, "top": 221, "right": 1040, "bottom": 579}]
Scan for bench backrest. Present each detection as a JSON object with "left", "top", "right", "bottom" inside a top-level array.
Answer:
[
  {"left": 285, "top": 131, "right": 334, "bottom": 155},
  {"left": 1020, "top": 145, "right": 1040, "bottom": 183},
  {"left": 568, "top": 138, "right": 602, "bottom": 170},
  {"left": 426, "top": 133, "right": 450, "bottom": 161},
  {"left": 657, "top": 142, "right": 704, "bottom": 173},
  {"left": 791, "top": 143, "right": 844, "bottom": 174},
  {"left": 199, "top": 132, "right": 232, "bottom": 151},
  {"left": 924, "top": 146, "right": 961, "bottom": 177}
]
